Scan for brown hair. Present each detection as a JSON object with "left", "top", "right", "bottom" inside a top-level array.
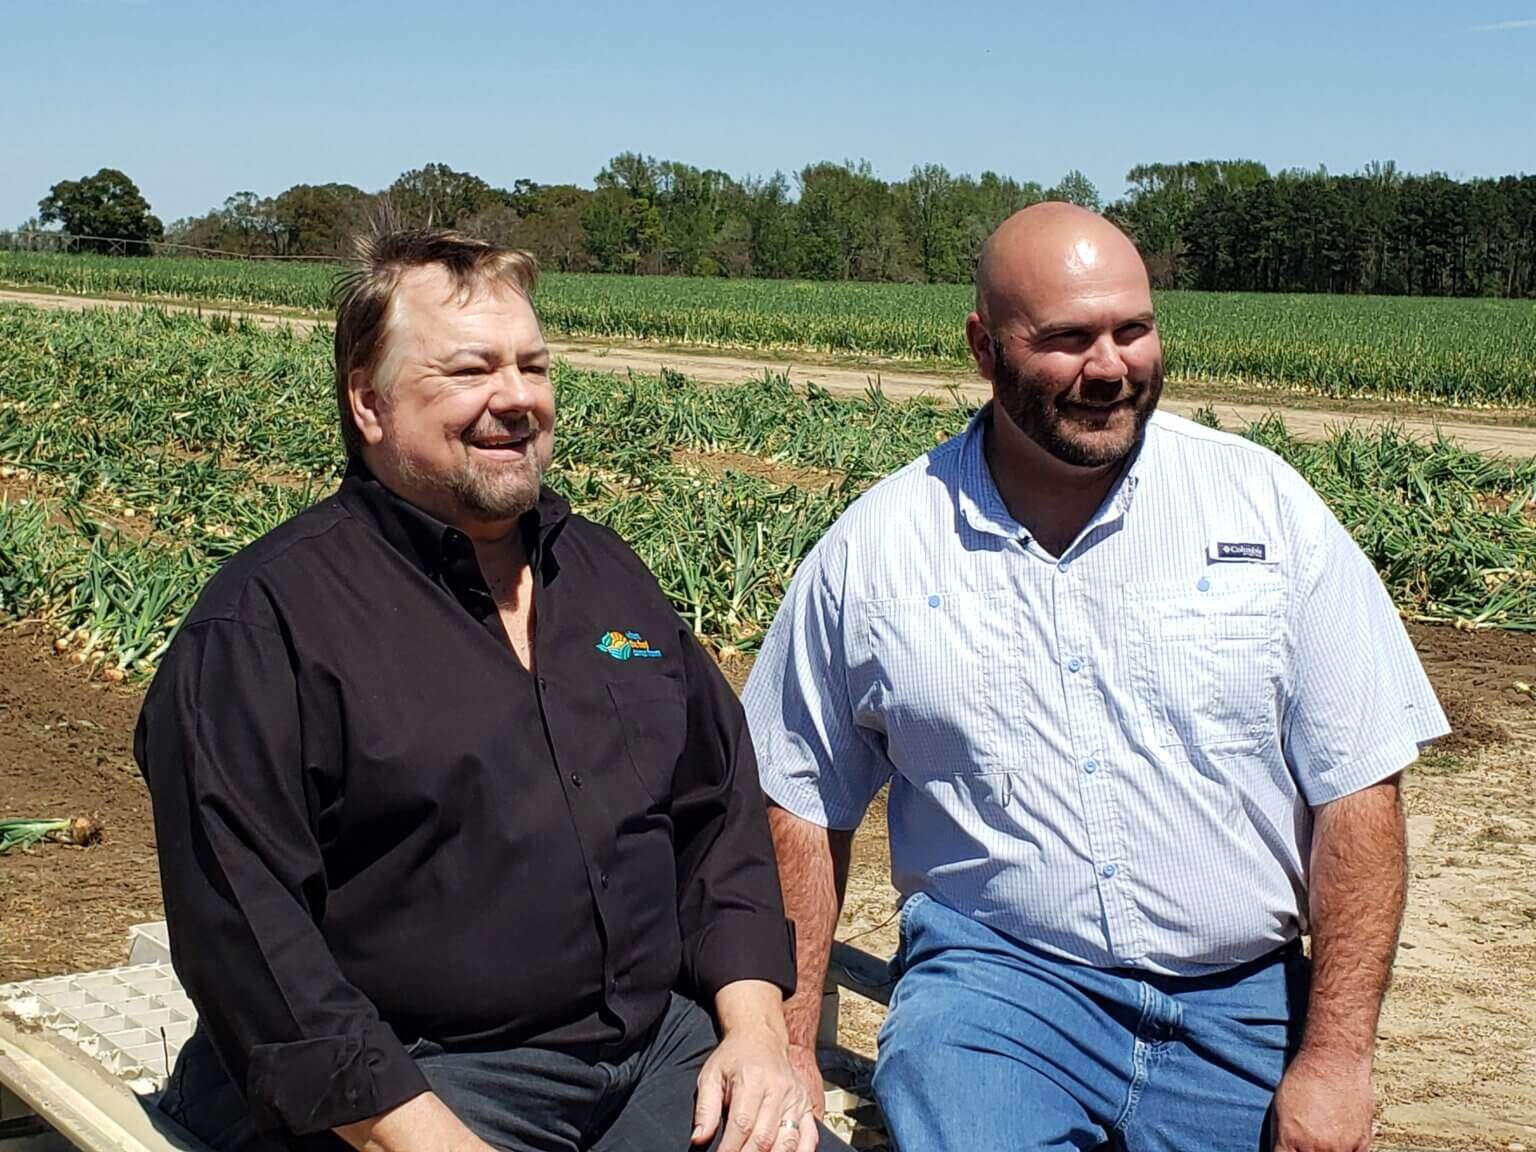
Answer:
[{"left": 330, "top": 228, "right": 539, "bottom": 458}]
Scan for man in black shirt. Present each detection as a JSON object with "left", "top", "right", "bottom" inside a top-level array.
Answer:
[{"left": 135, "top": 230, "right": 815, "bottom": 1152}]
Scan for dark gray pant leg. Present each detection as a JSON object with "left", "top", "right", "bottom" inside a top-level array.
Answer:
[
  {"left": 589, "top": 995, "right": 722, "bottom": 1152},
  {"left": 158, "top": 1027, "right": 601, "bottom": 1152},
  {"left": 413, "top": 1041, "right": 601, "bottom": 1152}
]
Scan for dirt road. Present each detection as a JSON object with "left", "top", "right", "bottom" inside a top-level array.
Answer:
[{"left": 5, "top": 287, "right": 1536, "bottom": 459}]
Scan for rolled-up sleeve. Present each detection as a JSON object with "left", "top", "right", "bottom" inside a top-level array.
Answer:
[
  {"left": 134, "top": 615, "right": 428, "bottom": 1136},
  {"left": 1282, "top": 511, "right": 1451, "bottom": 805},
  {"left": 743, "top": 535, "right": 891, "bottom": 829},
  {"left": 670, "top": 630, "right": 796, "bottom": 1000}
]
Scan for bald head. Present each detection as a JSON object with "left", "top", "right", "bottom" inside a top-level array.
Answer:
[
  {"left": 975, "top": 202, "right": 1149, "bottom": 329},
  {"left": 964, "top": 202, "right": 1164, "bottom": 472}
]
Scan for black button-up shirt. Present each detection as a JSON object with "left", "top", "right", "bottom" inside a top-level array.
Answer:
[{"left": 134, "top": 467, "right": 795, "bottom": 1139}]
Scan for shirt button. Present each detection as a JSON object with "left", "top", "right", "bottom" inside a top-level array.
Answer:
[
  {"left": 600, "top": 871, "right": 610, "bottom": 889},
  {"left": 1081, "top": 758, "right": 1098, "bottom": 774},
  {"left": 610, "top": 976, "right": 619, "bottom": 993},
  {"left": 538, "top": 676, "right": 548, "bottom": 691},
  {"left": 1057, "top": 560, "right": 1071, "bottom": 573},
  {"left": 1197, "top": 577, "right": 1212, "bottom": 593},
  {"left": 570, "top": 773, "right": 583, "bottom": 788},
  {"left": 1067, "top": 657, "right": 1083, "bottom": 673},
  {"left": 1101, "top": 863, "right": 1118, "bottom": 878}
]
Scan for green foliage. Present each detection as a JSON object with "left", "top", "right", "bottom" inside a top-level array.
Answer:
[
  {"left": 1047, "top": 169, "right": 1102, "bottom": 212},
  {"left": 1164, "top": 167, "right": 1536, "bottom": 297},
  {"left": 0, "top": 303, "right": 1533, "bottom": 685},
  {"left": 30, "top": 156, "right": 1536, "bottom": 294},
  {"left": 164, "top": 185, "right": 374, "bottom": 258},
  {"left": 384, "top": 163, "right": 504, "bottom": 230},
  {"left": 37, "top": 169, "right": 164, "bottom": 252},
  {"left": 1111, "top": 160, "right": 1269, "bottom": 286},
  {"left": 1, "top": 819, "right": 73, "bottom": 853},
  {"left": 4, "top": 251, "right": 1536, "bottom": 406}
]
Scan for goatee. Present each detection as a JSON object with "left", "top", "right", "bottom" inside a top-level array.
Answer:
[{"left": 992, "top": 340, "right": 1162, "bottom": 469}]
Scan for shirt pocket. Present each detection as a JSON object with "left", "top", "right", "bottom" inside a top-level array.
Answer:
[
  {"left": 862, "top": 589, "right": 1013, "bottom": 777},
  {"left": 607, "top": 677, "right": 688, "bottom": 803},
  {"left": 1127, "top": 574, "right": 1283, "bottom": 750}
]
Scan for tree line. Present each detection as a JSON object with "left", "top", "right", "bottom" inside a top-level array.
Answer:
[
  {"left": 155, "top": 158, "right": 1098, "bottom": 281},
  {"left": 1115, "top": 160, "right": 1536, "bottom": 298},
  {"left": 22, "top": 156, "right": 1536, "bottom": 297}
]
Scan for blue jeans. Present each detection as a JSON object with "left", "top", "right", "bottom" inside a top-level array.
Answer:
[{"left": 872, "top": 893, "right": 1309, "bottom": 1152}]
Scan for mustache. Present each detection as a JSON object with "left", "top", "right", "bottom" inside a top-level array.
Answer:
[
  {"left": 1057, "top": 383, "right": 1138, "bottom": 408},
  {"left": 462, "top": 414, "right": 542, "bottom": 441}
]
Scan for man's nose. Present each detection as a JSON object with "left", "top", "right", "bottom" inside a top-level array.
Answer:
[
  {"left": 486, "top": 366, "right": 539, "bottom": 412},
  {"left": 1082, "top": 334, "right": 1128, "bottom": 382}
]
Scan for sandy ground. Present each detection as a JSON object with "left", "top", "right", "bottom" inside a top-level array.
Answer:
[
  {"left": 4, "top": 287, "right": 1536, "bottom": 459},
  {"left": 1, "top": 627, "right": 1529, "bottom": 1149}
]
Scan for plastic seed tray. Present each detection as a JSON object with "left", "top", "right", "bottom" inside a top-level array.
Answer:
[{"left": 0, "top": 962, "right": 196, "bottom": 1093}]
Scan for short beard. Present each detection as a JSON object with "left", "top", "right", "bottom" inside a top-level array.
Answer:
[
  {"left": 992, "top": 339, "right": 1163, "bottom": 468},
  {"left": 393, "top": 424, "right": 551, "bottom": 523}
]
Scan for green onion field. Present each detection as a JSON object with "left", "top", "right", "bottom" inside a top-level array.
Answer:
[
  {"left": 4, "top": 250, "right": 1536, "bottom": 406},
  {"left": 1, "top": 300, "right": 1534, "bottom": 686}
]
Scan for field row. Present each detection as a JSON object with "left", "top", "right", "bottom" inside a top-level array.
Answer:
[
  {"left": 0, "top": 302, "right": 1534, "bottom": 681},
  {"left": 4, "top": 251, "right": 1536, "bottom": 407}
]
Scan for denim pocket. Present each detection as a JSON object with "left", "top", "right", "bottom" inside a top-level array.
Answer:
[{"left": 893, "top": 891, "right": 931, "bottom": 976}]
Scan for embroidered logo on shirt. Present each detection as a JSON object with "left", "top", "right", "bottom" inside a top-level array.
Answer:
[
  {"left": 596, "top": 631, "right": 663, "bottom": 662},
  {"left": 1213, "top": 541, "right": 1267, "bottom": 562}
]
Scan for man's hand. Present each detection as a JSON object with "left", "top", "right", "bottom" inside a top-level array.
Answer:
[
  {"left": 695, "top": 980, "right": 817, "bottom": 1152},
  {"left": 334, "top": 1091, "right": 495, "bottom": 1152},
  {"left": 1271, "top": 1052, "right": 1374, "bottom": 1152}
]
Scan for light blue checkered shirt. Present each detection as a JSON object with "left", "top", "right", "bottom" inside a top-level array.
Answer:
[{"left": 743, "top": 407, "right": 1449, "bottom": 975}]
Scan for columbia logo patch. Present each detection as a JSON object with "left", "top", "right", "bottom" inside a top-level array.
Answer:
[{"left": 1213, "top": 541, "right": 1267, "bottom": 562}]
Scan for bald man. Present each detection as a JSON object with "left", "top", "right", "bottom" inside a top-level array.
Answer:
[{"left": 742, "top": 204, "right": 1447, "bottom": 1151}]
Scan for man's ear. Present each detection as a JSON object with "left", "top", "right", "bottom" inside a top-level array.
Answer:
[
  {"left": 348, "top": 368, "right": 386, "bottom": 448},
  {"left": 965, "top": 313, "right": 996, "bottom": 383}
]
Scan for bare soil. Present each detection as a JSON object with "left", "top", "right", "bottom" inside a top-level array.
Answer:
[
  {"left": 1, "top": 621, "right": 1532, "bottom": 1147},
  {"left": 0, "top": 623, "right": 158, "bottom": 983},
  {"left": 5, "top": 288, "right": 1536, "bottom": 460}
]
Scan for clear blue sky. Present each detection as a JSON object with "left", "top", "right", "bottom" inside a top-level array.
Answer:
[{"left": 3, "top": 0, "right": 1533, "bottom": 227}]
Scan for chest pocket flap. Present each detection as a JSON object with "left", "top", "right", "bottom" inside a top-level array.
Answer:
[
  {"left": 1127, "top": 574, "right": 1284, "bottom": 750},
  {"left": 861, "top": 589, "right": 1018, "bottom": 777},
  {"left": 607, "top": 677, "right": 688, "bottom": 803}
]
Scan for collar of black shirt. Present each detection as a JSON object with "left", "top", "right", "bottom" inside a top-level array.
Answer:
[{"left": 337, "top": 458, "right": 571, "bottom": 593}]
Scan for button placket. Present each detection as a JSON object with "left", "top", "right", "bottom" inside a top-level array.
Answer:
[{"left": 1057, "top": 566, "right": 1142, "bottom": 963}]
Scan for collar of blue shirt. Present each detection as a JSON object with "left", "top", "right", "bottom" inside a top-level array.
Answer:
[{"left": 954, "top": 402, "right": 1152, "bottom": 553}]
